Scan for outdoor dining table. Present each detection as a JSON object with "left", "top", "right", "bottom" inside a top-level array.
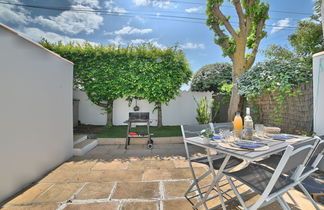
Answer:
[{"left": 184, "top": 134, "right": 314, "bottom": 210}]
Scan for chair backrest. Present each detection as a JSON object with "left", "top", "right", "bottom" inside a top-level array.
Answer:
[
  {"left": 181, "top": 124, "right": 212, "bottom": 138},
  {"left": 211, "top": 122, "right": 233, "bottom": 133},
  {"left": 305, "top": 137, "right": 324, "bottom": 169},
  {"left": 261, "top": 144, "right": 314, "bottom": 198}
]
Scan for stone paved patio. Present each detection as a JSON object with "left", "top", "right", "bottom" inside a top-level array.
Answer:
[{"left": 1, "top": 144, "right": 323, "bottom": 210}]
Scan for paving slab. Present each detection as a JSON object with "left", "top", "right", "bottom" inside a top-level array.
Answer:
[
  {"left": 33, "top": 183, "right": 82, "bottom": 203},
  {"left": 163, "top": 181, "right": 194, "bottom": 198},
  {"left": 92, "top": 160, "right": 130, "bottom": 170},
  {"left": 121, "top": 201, "right": 158, "bottom": 210},
  {"left": 1, "top": 204, "right": 58, "bottom": 210},
  {"left": 163, "top": 199, "right": 194, "bottom": 210},
  {"left": 142, "top": 169, "right": 172, "bottom": 181},
  {"left": 75, "top": 182, "right": 114, "bottom": 200},
  {"left": 112, "top": 182, "right": 160, "bottom": 199},
  {"left": 64, "top": 202, "right": 119, "bottom": 210},
  {"left": 6, "top": 183, "right": 53, "bottom": 205},
  {"left": 101, "top": 170, "right": 143, "bottom": 182}
]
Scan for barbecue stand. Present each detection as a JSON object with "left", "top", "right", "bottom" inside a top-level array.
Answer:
[{"left": 124, "top": 112, "right": 151, "bottom": 149}]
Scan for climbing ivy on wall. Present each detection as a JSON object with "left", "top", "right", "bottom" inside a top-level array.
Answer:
[
  {"left": 41, "top": 40, "right": 192, "bottom": 126},
  {"left": 239, "top": 58, "right": 312, "bottom": 125}
]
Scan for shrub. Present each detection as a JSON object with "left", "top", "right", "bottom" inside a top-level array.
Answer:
[
  {"left": 190, "top": 63, "right": 232, "bottom": 94},
  {"left": 194, "top": 96, "right": 214, "bottom": 124},
  {"left": 239, "top": 59, "right": 311, "bottom": 98}
]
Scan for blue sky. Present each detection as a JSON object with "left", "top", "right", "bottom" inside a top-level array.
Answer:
[{"left": 0, "top": 0, "right": 315, "bottom": 80}]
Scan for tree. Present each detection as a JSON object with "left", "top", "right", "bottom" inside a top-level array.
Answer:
[
  {"left": 41, "top": 41, "right": 125, "bottom": 126},
  {"left": 41, "top": 41, "right": 191, "bottom": 127},
  {"left": 206, "top": 0, "right": 269, "bottom": 120},
  {"left": 127, "top": 45, "right": 192, "bottom": 127},
  {"left": 262, "top": 45, "right": 295, "bottom": 60},
  {"left": 190, "top": 63, "right": 232, "bottom": 93},
  {"left": 289, "top": 21, "right": 324, "bottom": 65}
]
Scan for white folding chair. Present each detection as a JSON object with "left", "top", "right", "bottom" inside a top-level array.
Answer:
[
  {"left": 256, "top": 137, "right": 324, "bottom": 209},
  {"left": 224, "top": 143, "right": 315, "bottom": 210},
  {"left": 181, "top": 124, "right": 243, "bottom": 209}
]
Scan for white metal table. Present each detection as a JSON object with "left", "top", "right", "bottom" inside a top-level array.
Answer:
[{"left": 184, "top": 135, "right": 314, "bottom": 210}]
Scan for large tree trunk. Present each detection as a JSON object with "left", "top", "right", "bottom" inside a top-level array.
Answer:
[
  {"left": 228, "top": 54, "right": 245, "bottom": 121},
  {"left": 156, "top": 102, "right": 162, "bottom": 127},
  {"left": 228, "top": 82, "right": 241, "bottom": 121},
  {"left": 106, "top": 102, "right": 113, "bottom": 127}
]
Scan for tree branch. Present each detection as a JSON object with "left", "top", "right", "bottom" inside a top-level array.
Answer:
[
  {"left": 245, "top": 0, "right": 256, "bottom": 36},
  {"left": 212, "top": 4, "right": 238, "bottom": 39},
  {"left": 232, "top": 0, "right": 245, "bottom": 32},
  {"left": 246, "top": 18, "right": 266, "bottom": 69},
  {"left": 211, "top": 22, "right": 234, "bottom": 61}
]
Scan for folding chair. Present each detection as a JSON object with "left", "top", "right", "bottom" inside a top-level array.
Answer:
[
  {"left": 256, "top": 137, "right": 323, "bottom": 209},
  {"left": 181, "top": 124, "right": 243, "bottom": 209},
  {"left": 224, "top": 143, "right": 315, "bottom": 210},
  {"left": 289, "top": 137, "right": 324, "bottom": 210}
]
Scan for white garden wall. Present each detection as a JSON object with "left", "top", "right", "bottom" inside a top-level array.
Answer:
[
  {"left": 0, "top": 24, "right": 73, "bottom": 203},
  {"left": 73, "top": 89, "right": 213, "bottom": 126},
  {"left": 313, "top": 51, "right": 324, "bottom": 171}
]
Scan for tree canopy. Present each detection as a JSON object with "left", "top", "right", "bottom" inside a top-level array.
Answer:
[
  {"left": 288, "top": 20, "right": 324, "bottom": 64},
  {"left": 190, "top": 63, "right": 232, "bottom": 93},
  {"left": 206, "top": 0, "right": 269, "bottom": 120},
  {"left": 41, "top": 40, "right": 192, "bottom": 126}
]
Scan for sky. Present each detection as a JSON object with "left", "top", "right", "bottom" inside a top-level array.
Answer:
[{"left": 0, "top": 0, "right": 315, "bottom": 89}]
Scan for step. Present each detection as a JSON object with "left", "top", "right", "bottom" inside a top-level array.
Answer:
[
  {"left": 73, "top": 134, "right": 88, "bottom": 145},
  {"left": 73, "top": 139, "right": 98, "bottom": 156}
]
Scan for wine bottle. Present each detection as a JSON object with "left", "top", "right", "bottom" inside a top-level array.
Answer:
[{"left": 244, "top": 107, "right": 253, "bottom": 140}]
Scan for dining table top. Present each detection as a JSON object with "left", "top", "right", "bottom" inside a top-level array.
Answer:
[{"left": 184, "top": 134, "right": 314, "bottom": 162}]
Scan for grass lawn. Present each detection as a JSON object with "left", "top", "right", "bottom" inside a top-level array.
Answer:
[{"left": 94, "top": 125, "right": 182, "bottom": 138}]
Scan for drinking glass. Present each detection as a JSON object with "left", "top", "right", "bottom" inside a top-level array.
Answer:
[
  {"left": 219, "top": 129, "right": 231, "bottom": 142},
  {"left": 255, "top": 124, "right": 265, "bottom": 137}
]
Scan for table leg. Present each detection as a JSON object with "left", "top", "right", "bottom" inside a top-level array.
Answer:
[{"left": 194, "top": 151, "right": 231, "bottom": 210}]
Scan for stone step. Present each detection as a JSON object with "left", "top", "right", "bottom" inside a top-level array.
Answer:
[
  {"left": 73, "top": 134, "right": 88, "bottom": 145},
  {"left": 73, "top": 139, "right": 98, "bottom": 156}
]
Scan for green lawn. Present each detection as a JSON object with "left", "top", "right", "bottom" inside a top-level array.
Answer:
[{"left": 94, "top": 125, "right": 182, "bottom": 138}]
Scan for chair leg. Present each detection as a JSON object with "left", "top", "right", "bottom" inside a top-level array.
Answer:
[
  {"left": 280, "top": 195, "right": 291, "bottom": 210},
  {"left": 277, "top": 197, "right": 290, "bottom": 210},
  {"left": 227, "top": 176, "right": 248, "bottom": 210},
  {"left": 297, "top": 183, "right": 320, "bottom": 210},
  {"left": 286, "top": 191, "right": 300, "bottom": 208},
  {"left": 215, "top": 182, "right": 226, "bottom": 210}
]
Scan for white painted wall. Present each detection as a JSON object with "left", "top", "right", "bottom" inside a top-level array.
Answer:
[
  {"left": 73, "top": 89, "right": 212, "bottom": 126},
  {"left": 0, "top": 24, "right": 73, "bottom": 203},
  {"left": 313, "top": 52, "right": 324, "bottom": 171}
]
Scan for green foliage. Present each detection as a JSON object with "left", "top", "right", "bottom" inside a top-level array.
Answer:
[
  {"left": 206, "top": 0, "right": 269, "bottom": 58},
  {"left": 262, "top": 45, "right": 295, "bottom": 60},
  {"left": 194, "top": 96, "right": 214, "bottom": 124},
  {"left": 239, "top": 59, "right": 311, "bottom": 98},
  {"left": 288, "top": 20, "right": 324, "bottom": 65},
  {"left": 190, "top": 63, "right": 232, "bottom": 93},
  {"left": 40, "top": 40, "right": 192, "bottom": 110},
  {"left": 239, "top": 59, "right": 311, "bottom": 125}
]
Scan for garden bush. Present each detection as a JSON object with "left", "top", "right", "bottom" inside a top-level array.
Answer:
[{"left": 190, "top": 63, "right": 232, "bottom": 94}]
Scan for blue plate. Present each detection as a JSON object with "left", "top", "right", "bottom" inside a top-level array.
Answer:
[
  {"left": 211, "top": 135, "right": 224, "bottom": 140},
  {"left": 234, "top": 141, "right": 265, "bottom": 149},
  {"left": 267, "top": 134, "right": 295, "bottom": 141}
]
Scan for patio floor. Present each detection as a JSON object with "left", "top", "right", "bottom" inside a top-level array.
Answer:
[{"left": 1, "top": 144, "right": 323, "bottom": 210}]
